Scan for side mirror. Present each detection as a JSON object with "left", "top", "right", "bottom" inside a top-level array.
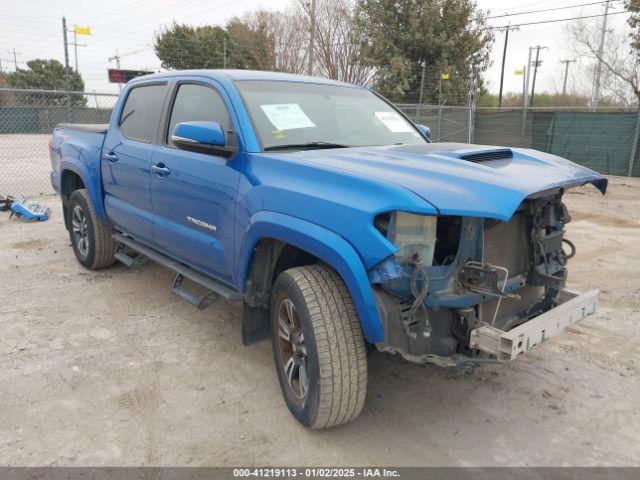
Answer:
[
  {"left": 416, "top": 124, "right": 431, "bottom": 142},
  {"left": 172, "top": 121, "right": 235, "bottom": 156}
]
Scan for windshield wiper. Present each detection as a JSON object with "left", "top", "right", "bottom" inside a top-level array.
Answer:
[{"left": 264, "top": 141, "right": 350, "bottom": 151}]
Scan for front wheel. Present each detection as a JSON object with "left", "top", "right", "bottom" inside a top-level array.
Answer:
[
  {"left": 67, "top": 189, "right": 117, "bottom": 270},
  {"left": 270, "top": 264, "right": 368, "bottom": 428}
]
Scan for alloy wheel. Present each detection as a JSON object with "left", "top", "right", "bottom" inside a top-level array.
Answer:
[
  {"left": 277, "top": 297, "right": 309, "bottom": 399},
  {"left": 71, "top": 205, "right": 89, "bottom": 259}
]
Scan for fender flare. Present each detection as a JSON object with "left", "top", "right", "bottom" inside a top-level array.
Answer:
[
  {"left": 236, "top": 211, "right": 384, "bottom": 343},
  {"left": 59, "top": 159, "right": 107, "bottom": 222}
]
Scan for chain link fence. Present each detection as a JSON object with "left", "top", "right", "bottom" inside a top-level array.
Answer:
[
  {"left": 0, "top": 88, "right": 118, "bottom": 196},
  {"left": 1, "top": 86, "right": 639, "bottom": 197},
  {"left": 473, "top": 107, "right": 640, "bottom": 177},
  {"left": 397, "top": 104, "right": 640, "bottom": 177}
]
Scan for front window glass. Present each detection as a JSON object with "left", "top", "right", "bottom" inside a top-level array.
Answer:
[
  {"left": 167, "top": 84, "right": 231, "bottom": 146},
  {"left": 236, "top": 81, "right": 426, "bottom": 151}
]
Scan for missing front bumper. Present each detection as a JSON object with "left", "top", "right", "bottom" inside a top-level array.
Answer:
[{"left": 469, "top": 289, "right": 598, "bottom": 362}]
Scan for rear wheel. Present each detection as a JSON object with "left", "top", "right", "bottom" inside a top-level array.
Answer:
[
  {"left": 68, "top": 189, "right": 117, "bottom": 270},
  {"left": 270, "top": 264, "right": 367, "bottom": 428}
]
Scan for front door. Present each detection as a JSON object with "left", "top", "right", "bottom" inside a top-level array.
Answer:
[
  {"left": 102, "top": 82, "right": 168, "bottom": 243},
  {"left": 150, "top": 81, "right": 240, "bottom": 285}
]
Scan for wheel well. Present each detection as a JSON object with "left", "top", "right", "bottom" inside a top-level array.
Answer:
[
  {"left": 241, "top": 238, "right": 320, "bottom": 345},
  {"left": 61, "top": 170, "right": 85, "bottom": 200},
  {"left": 244, "top": 239, "right": 318, "bottom": 309},
  {"left": 60, "top": 170, "right": 85, "bottom": 230}
]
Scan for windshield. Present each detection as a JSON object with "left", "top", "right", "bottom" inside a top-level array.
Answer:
[{"left": 235, "top": 80, "right": 427, "bottom": 151}]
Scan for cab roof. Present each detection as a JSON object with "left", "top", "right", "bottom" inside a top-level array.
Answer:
[{"left": 131, "top": 69, "right": 362, "bottom": 88}]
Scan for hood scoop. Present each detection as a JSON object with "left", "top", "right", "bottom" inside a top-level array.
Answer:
[{"left": 459, "top": 148, "right": 513, "bottom": 163}]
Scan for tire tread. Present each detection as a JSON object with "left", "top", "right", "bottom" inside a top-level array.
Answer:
[
  {"left": 284, "top": 264, "right": 367, "bottom": 428},
  {"left": 70, "top": 189, "right": 116, "bottom": 270}
]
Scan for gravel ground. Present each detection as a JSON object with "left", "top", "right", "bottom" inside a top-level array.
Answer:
[{"left": 0, "top": 176, "right": 638, "bottom": 467}]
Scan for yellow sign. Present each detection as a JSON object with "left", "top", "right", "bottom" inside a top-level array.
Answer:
[
  {"left": 515, "top": 69, "right": 524, "bottom": 75},
  {"left": 74, "top": 25, "right": 92, "bottom": 36},
  {"left": 441, "top": 73, "right": 450, "bottom": 80}
]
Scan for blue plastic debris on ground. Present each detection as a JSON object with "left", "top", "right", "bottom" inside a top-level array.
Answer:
[{"left": 9, "top": 195, "right": 50, "bottom": 221}]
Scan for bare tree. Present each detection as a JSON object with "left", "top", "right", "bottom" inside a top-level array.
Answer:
[
  {"left": 272, "top": 7, "right": 308, "bottom": 74},
  {"left": 570, "top": 18, "right": 640, "bottom": 106},
  {"left": 226, "top": 8, "right": 308, "bottom": 74},
  {"left": 226, "top": 0, "right": 372, "bottom": 82},
  {"left": 306, "top": 0, "right": 374, "bottom": 84}
]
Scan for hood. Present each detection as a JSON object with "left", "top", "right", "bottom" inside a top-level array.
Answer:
[{"left": 285, "top": 143, "right": 607, "bottom": 222}]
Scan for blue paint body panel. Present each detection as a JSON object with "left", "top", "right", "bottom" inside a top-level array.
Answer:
[{"left": 49, "top": 70, "right": 607, "bottom": 343}]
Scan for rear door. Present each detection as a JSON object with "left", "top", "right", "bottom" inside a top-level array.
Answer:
[
  {"left": 102, "top": 82, "right": 168, "bottom": 243},
  {"left": 150, "top": 80, "right": 240, "bottom": 284}
]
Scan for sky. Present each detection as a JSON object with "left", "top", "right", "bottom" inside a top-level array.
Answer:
[{"left": 0, "top": 0, "right": 632, "bottom": 96}]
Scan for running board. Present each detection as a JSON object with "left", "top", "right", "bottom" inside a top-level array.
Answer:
[
  {"left": 114, "top": 243, "right": 148, "bottom": 268},
  {"left": 113, "top": 233, "right": 244, "bottom": 304},
  {"left": 172, "top": 273, "right": 219, "bottom": 310}
]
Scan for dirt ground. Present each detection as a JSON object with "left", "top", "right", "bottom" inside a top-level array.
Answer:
[{"left": 0, "top": 176, "right": 638, "bottom": 467}]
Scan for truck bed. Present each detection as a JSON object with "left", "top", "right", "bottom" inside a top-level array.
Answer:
[
  {"left": 50, "top": 124, "right": 109, "bottom": 199},
  {"left": 56, "top": 123, "right": 109, "bottom": 134}
]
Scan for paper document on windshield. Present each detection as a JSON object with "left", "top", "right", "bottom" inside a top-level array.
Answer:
[
  {"left": 375, "top": 111, "right": 413, "bottom": 133},
  {"left": 261, "top": 103, "right": 316, "bottom": 131}
]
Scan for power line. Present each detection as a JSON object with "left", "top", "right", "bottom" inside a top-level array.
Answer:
[
  {"left": 90, "top": 0, "right": 219, "bottom": 34},
  {"left": 492, "top": 9, "right": 628, "bottom": 29},
  {"left": 487, "top": 0, "right": 620, "bottom": 19},
  {"left": 80, "top": 0, "right": 158, "bottom": 24},
  {"left": 491, "top": 0, "right": 566, "bottom": 15}
]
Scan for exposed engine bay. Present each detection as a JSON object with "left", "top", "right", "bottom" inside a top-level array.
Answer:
[{"left": 372, "top": 188, "right": 586, "bottom": 366}]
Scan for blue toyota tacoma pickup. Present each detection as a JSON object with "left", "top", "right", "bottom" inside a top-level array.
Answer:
[{"left": 50, "top": 69, "right": 607, "bottom": 428}]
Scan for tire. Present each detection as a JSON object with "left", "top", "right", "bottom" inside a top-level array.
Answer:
[
  {"left": 67, "top": 189, "right": 117, "bottom": 270},
  {"left": 270, "top": 264, "right": 367, "bottom": 428}
]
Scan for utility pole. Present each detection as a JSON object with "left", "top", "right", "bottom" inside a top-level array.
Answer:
[
  {"left": 522, "top": 47, "right": 533, "bottom": 138},
  {"left": 521, "top": 65, "right": 527, "bottom": 106},
  {"left": 530, "top": 45, "right": 546, "bottom": 107},
  {"left": 467, "top": 66, "right": 477, "bottom": 143},
  {"left": 628, "top": 108, "right": 640, "bottom": 176},
  {"left": 109, "top": 50, "right": 122, "bottom": 69},
  {"left": 62, "top": 16, "right": 72, "bottom": 122},
  {"left": 590, "top": 0, "right": 611, "bottom": 110},
  {"left": 73, "top": 29, "right": 79, "bottom": 72},
  {"left": 524, "top": 47, "right": 533, "bottom": 107},
  {"left": 416, "top": 60, "right": 426, "bottom": 122},
  {"left": 68, "top": 30, "right": 87, "bottom": 72},
  {"left": 108, "top": 50, "right": 122, "bottom": 92},
  {"left": 307, "top": 0, "right": 316, "bottom": 76},
  {"left": 560, "top": 59, "right": 576, "bottom": 96},
  {"left": 437, "top": 70, "right": 443, "bottom": 141},
  {"left": 223, "top": 37, "right": 227, "bottom": 68},
  {"left": 7, "top": 48, "right": 21, "bottom": 71},
  {"left": 498, "top": 26, "right": 516, "bottom": 108}
]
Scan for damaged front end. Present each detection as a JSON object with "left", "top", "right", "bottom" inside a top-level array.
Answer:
[{"left": 370, "top": 187, "right": 599, "bottom": 367}]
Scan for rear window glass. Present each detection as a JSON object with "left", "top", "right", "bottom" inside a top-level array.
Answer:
[{"left": 119, "top": 84, "right": 167, "bottom": 142}]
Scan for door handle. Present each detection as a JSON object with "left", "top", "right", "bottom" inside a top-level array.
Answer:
[
  {"left": 103, "top": 152, "right": 118, "bottom": 163},
  {"left": 151, "top": 163, "right": 171, "bottom": 177}
]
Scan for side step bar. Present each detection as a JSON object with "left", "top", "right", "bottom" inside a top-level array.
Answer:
[{"left": 113, "top": 233, "right": 244, "bottom": 305}]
